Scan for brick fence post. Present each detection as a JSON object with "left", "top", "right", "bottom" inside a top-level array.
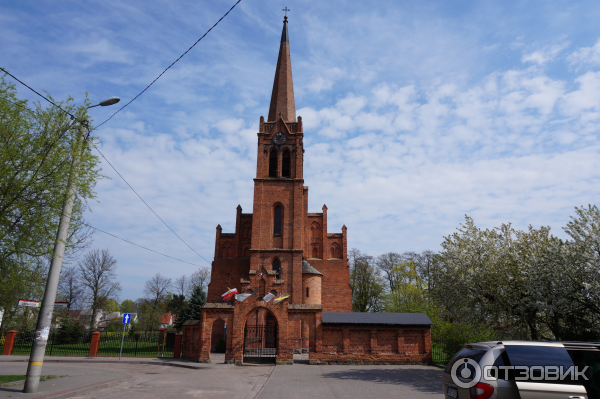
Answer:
[
  {"left": 89, "top": 332, "right": 101, "bottom": 357},
  {"left": 2, "top": 330, "right": 17, "bottom": 355},
  {"left": 173, "top": 334, "right": 182, "bottom": 359}
]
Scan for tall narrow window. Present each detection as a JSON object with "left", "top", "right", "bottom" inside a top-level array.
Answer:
[
  {"left": 274, "top": 206, "right": 282, "bottom": 236},
  {"left": 272, "top": 258, "right": 281, "bottom": 278},
  {"left": 269, "top": 150, "right": 278, "bottom": 177},
  {"left": 306, "top": 287, "right": 310, "bottom": 298},
  {"left": 282, "top": 150, "right": 291, "bottom": 177}
]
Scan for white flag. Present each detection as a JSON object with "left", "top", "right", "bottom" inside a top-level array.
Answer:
[
  {"left": 263, "top": 293, "right": 275, "bottom": 302},
  {"left": 235, "top": 293, "right": 251, "bottom": 302}
]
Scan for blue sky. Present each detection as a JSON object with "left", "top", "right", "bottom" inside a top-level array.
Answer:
[{"left": 3, "top": 0, "right": 600, "bottom": 302}]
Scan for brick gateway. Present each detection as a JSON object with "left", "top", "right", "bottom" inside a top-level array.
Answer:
[{"left": 182, "top": 16, "right": 433, "bottom": 365}]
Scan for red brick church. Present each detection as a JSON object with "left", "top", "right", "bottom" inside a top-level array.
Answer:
[{"left": 182, "top": 16, "right": 432, "bottom": 365}]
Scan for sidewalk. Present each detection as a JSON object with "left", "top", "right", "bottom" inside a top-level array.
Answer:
[
  {"left": 0, "top": 355, "right": 212, "bottom": 370},
  {"left": 0, "top": 355, "right": 218, "bottom": 399},
  {"left": 0, "top": 354, "right": 266, "bottom": 399}
]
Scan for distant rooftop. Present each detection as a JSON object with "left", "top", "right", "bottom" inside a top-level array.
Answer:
[{"left": 322, "top": 312, "right": 433, "bottom": 326}]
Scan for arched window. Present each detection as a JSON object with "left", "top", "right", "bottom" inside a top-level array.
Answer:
[
  {"left": 259, "top": 279, "right": 266, "bottom": 298},
  {"left": 269, "top": 149, "right": 278, "bottom": 177},
  {"left": 311, "top": 222, "right": 320, "bottom": 240},
  {"left": 274, "top": 206, "right": 282, "bottom": 236},
  {"left": 282, "top": 150, "right": 291, "bottom": 177},
  {"left": 272, "top": 258, "right": 281, "bottom": 278},
  {"left": 306, "top": 287, "right": 310, "bottom": 297},
  {"left": 331, "top": 243, "right": 341, "bottom": 259},
  {"left": 312, "top": 247, "right": 318, "bottom": 258}
]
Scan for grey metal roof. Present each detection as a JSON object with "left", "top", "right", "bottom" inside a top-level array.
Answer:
[
  {"left": 302, "top": 260, "right": 322, "bottom": 275},
  {"left": 322, "top": 312, "right": 433, "bottom": 326}
]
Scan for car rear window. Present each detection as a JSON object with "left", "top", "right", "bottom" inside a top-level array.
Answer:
[
  {"left": 503, "top": 345, "right": 580, "bottom": 383},
  {"left": 444, "top": 347, "right": 487, "bottom": 374}
]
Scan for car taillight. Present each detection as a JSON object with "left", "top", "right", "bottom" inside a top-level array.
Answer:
[{"left": 470, "top": 382, "right": 494, "bottom": 399}]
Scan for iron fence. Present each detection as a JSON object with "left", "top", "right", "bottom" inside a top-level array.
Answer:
[
  {"left": 97, "top": 332, "right": 174, "bottom": 357},
  {"left": 431, "top": 335, "right": 468, "bottom": 366},
  {"left": 0, "top": 330, "right": 175, "bottom": 357},
  {"left": 10, "top": 330, "right": 94, "bottom": 356}
]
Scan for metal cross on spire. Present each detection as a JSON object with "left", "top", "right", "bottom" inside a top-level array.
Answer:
[{"left": 282, "top": 7, "right": 290, "bottom": 17}]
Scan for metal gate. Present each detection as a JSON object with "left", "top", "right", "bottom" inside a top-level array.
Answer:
[{"left": 243, "top": 324, "right": 277, "bottom": 364}]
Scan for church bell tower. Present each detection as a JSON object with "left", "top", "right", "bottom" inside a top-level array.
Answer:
[{"left": 250, "top": 15, "right": 307, "bottom": 304}]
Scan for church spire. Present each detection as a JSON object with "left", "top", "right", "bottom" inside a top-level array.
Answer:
[{"left": 267, "top": 16, "right": 296, "bottom": 122}]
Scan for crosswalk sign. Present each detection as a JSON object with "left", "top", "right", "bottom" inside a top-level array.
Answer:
[{"left": 122, "top": 313, "right": 131, "bottom": 324}]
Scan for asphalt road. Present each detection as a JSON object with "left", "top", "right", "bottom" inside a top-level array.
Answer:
[{"left": 0, "top": 356, "right": 444, "bottom": 399}]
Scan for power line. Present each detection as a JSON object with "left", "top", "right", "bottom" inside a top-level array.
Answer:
[
  {"left": 0, "top": 68, "right": 77, "bottom": 120},
  {"left": 89, "top": 141, "right": 212, "bottom": 266},
  {"left": 94, "top": 0, "right": 242, "bottom": 130},
  {"left": 0, "top": 0, "right": 240, "bottom": 265},
  {"left": 1, "top": 94, "right": 212, "bottom": 266},
  {"left": 85, "top": 224, "right": 203, "bottom": 267}
]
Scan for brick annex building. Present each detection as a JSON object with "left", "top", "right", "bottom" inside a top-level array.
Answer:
[{"left": 182, "top": 17, "right": 433, "bottom": 365}]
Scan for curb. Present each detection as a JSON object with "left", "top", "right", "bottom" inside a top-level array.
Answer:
[
  {"left": 0, "top": 358, "right": 209, "bottom": 370},
  {"left": 0, "top": 376, "right": 131, "bottom": 399},
  {"left": 35, "top": 375, "right": 132, "bottom": 399},
  {"left": 248, "top": 363, "right": 276, "bottom": 399}
]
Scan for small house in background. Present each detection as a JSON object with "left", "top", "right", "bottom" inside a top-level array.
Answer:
[
  {"left": 96, "top": 312, "right": 121, "bottom": 331},
  {"left": 160, "top": 313, "right": 178, "bottom": 329}
]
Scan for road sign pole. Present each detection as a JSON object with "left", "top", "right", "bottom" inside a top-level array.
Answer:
[{"left": 119, "top": 323, "right": 126, "bottom": 360}]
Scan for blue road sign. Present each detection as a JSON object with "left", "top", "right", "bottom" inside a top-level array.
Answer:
[{"left": 122, "top": 313, "right": 131, "bottom": 324}]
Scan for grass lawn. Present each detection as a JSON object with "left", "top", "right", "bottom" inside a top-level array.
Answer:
[
  {"left": 0, "top": 375, "right": 25, "bottom": 384},
  {"left": 0, "top": 375, "right": 63, "bottom": 385}
]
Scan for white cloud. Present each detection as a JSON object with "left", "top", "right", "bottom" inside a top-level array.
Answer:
[
  {"left": 522, "top": 42, "right": 570, "bottom": 65},
  {"left": 568, "top": 39, "right": 600, "bottom": 66}
]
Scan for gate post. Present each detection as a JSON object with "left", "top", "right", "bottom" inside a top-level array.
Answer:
[
  {"left": 173, "top": 334, "right": 182, "bottom": 359},
  {"left": 2, "top": 330, "right": 17, "bottom": 355},
  {"left": 89, "top": 332, "right": 101, "bottom": 357}
]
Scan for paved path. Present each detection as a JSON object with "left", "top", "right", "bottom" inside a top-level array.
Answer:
[
  {"left": 0, "top": 355, "right": 444, "bottom": 399},
  {"left": 257, "top": 363, "right": 444, "bottom": 399}
]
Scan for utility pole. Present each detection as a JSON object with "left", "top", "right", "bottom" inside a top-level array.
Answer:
[
  {"left": 23, "top": 97, "right": 119, "bottom": 393},
  {"left": 23, "top": 123, "right": 87, "bottom": 393}
]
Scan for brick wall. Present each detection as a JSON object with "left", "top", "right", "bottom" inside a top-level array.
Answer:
[
  {"left": 311, "top": 325, "right": 432, "bottom": 365},
  {"left": 308, "top": 259, "right": 352, "bottom": 312}
]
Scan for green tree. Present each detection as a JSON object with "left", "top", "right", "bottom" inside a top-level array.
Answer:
[
  {"left": 104, "top": 299, "right": 120, "bottom": 312},
  {"left": 167, "top": 294, "right": 187, "bottom": 315},
  {"left": 120, "top": 299, "right": 135, "bottom": 313},
  {"left": 349, "top": 248, "right": 385, "bottom": 312},
  {"left": 0, "top": 75, "right": 101, "bottom": 332},
  {"left": 175, "top": 285, "right": 206, "bottom": 331},
  {"left": 78, "top": 249, "right": 121, "bottom": 330}
]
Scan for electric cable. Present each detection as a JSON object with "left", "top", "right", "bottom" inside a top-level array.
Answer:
[
  {"left": 93, "top": 0, "right": 242, "bottom": 130},
  {"left": 2, "top": 92, "right": 212, "bottom": 266},
  {"left": 85, "top": 224, "right": 203, "bottom": 267},
  {"left": 0, "top": 68, "right": 77, "bottom": 120},
  {"left": 88, "top": 140, "right": 212, "bottom": 266}
]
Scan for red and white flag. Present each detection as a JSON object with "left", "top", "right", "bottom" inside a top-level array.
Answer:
[{"left": 222, "top": 288, "right": 238, "bottom": 301}]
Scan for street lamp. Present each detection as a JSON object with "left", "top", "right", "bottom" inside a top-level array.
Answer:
[{"left": 23, "top": 97, "right": 120, "bottom": 394}]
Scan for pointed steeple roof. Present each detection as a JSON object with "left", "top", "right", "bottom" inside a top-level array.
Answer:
[{"left": 267, "top": 16, "right": 296, "bottom": 122}]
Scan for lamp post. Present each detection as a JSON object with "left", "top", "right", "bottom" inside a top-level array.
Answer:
[{"left": 23, "top": 97, "right": 120, "bottom": 393}]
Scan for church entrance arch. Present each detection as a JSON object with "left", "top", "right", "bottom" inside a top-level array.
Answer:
[{"left": 243, "top": 308, "right": 278, "bottom": 364}]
